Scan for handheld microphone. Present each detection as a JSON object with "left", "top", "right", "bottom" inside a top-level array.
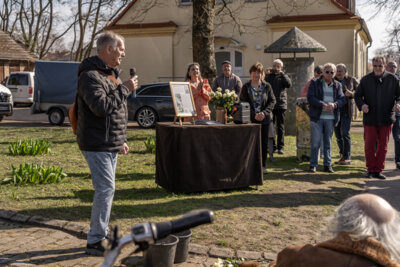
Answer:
[
  {"left": 130, "top": 68, "right": 136, "bottom": 78},
  {"left": 130, "top": 68, "right": 137, "bottom": 97}
]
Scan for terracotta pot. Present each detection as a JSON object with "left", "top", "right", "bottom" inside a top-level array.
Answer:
[{"left": 216, "top": 107, "right": 227, "bottom": 124}]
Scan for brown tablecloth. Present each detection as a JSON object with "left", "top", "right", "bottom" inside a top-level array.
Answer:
[{"left": 155, "top": 122, "right": 262, "bottom": 193}]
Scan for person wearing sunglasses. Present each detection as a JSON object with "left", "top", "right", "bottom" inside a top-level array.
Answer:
[
  {"left": 355, "top": 56, "right": 400, "bottom": 179},
  {"left": 307, "top": 63, "right": 346, "bottom": 173},
  {"left": 386, "top": 60, "right": 400, "bottom": 170}
]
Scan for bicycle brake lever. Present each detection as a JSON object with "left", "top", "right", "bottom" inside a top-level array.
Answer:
[{"left": 111, "top": 225, "right": 119, "bottom": 249}]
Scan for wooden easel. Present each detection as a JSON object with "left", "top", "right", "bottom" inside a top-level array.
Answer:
[{"left": 174, "top": 115, "right": 195, "bottom": 126}]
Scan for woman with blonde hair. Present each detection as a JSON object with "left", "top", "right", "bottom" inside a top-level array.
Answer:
[{"left": 185, "top": 62, "right": 212, "bottom": 121}]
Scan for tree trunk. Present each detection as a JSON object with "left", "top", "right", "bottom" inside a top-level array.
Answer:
[{"left": 192, "top": 0, "right": 217, "bottom": 82}]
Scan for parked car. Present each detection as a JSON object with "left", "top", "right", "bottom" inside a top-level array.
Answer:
[
  {"left": 5, "top": 71, "right": 34, "bottom": 106},
  {"left": 127, "top": 82, "right": 175, "bottom": 128},
  {"left": 0, "top": 84, "right": 13, "bottom": 121}
]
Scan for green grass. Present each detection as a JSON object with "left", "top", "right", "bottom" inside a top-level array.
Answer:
[{"left": 0, "top": 124, "right": 368, "bottom": 253}]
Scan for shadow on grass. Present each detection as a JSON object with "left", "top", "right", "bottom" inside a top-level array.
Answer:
[
  {"left": 21, "top": 185, "right": 360, "bottom": 221},
  {"left": 266, "top": 171, "right": 366, "bottom": 185},
  {"left": 129, "top": 150, "right": 150, "bottom": 155},
  {"left": 65, "top": 172, "right": 155, "bottom": 181}
]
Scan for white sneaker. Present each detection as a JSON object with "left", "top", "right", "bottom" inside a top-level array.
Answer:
[{"left": 263, "top": 167, "right": 268, "bottom": 174}]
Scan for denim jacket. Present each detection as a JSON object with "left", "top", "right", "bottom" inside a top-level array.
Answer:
[{"left": 307, "top": 77, "right": 347, "bottom": 126}]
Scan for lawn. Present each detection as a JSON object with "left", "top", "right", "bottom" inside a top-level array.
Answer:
[{"left": 0, "top": 123, "right": 368, "bottom": 254}]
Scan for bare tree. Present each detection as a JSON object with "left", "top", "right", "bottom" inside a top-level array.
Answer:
[
  {"left": 0, "top": 0, "right": 19, "bottom": 34},
  {"left": 70, "top": 0, "right": 131, "bottom": 61},
  {"left": 366, "top": 0, "right": 400, "bottom": 55},
  {"left": 192, "top": 0, "right": 217, "bottom": 81}
]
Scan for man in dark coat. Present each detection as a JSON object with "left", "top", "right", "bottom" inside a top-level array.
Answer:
[
  {"left": 387, "top": 60, "right": 400, "bottom": 169},
  {"left": 355, "top": 56, "right": 400, "bottom": 179},
  {"left": 265, "top": 59, "right": 292, "bottom": 154},
  {"left": 333, "top": 63, "right": 358, "bottom": 165},
  {"left": 76, "top": 31, "right": 138, "bottom": 256}
]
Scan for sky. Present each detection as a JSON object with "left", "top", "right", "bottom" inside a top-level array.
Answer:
[{"left": 356, "top": 0, "right": 393, "bottom": 59}]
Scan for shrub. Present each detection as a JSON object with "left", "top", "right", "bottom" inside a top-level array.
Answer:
[
  {"left": 144, "top": 136, "right": 156, "bottom": 154},
  {"left": 9, "top": 139, "right": 51, "bottom": 156},
  {"left": 2, "top": 163, "right": 67, "bottom": 185}
]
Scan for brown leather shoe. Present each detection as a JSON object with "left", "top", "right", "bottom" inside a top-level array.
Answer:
[
  {"left": 337, "top": 159, "right": 351, "bottom": 165},
  {"left": 334, "top": 156, "right": 344, "bottom": 164}
]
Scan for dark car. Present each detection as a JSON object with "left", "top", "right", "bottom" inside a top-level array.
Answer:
[{"left": 127, "top": 82, "right": 175, "bottom": 128}]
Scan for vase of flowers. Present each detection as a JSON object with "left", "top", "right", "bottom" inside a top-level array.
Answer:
[{"left": 209, "top": 87, "right": 237, "bottom": 124}]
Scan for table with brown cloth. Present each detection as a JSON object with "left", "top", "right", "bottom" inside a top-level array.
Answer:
[{"left": 155, "top": 122, "right": 263, "bottom": 193}]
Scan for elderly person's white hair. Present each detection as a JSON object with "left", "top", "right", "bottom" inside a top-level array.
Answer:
[
  {"left": 273, "top": 59, "right": 284, "bottom": 67},
  {"left": 323, "top": 62, "right": 336, "bottom": 73},
  {"left": 328, "top": 194, "right": 400, "bottom": 262}
]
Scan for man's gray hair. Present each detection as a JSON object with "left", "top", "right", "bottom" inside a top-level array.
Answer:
[
  {"left": 96, "top": 31, "right": 124, "bottom": 53},
  {"left": 273, "top": 59, "right": 284, "bottom": 67},
  {"left": 328, "top": 197, "right": 400, "bottom": 262},
  {"left": 323, "top": 62, "right": 336, "bottom": 73},
  {"left": 336, "top": 63, "right": 347, "bottom": 73}
]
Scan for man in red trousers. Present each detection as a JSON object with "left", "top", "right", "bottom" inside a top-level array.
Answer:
[{"left": 355, "top": 56, "right": 400, "bottom": 179}]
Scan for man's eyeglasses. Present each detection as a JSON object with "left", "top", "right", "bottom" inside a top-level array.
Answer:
[
  {"left": 373, "top": 65, "right": 383, "bottom": 68},
  {"left": 325, "top": 71, "right": 334, "bottom": 75}
]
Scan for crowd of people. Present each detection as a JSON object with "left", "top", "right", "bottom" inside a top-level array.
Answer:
[
  {"left": 75, "top": 30, "right": 400, "bottom": 257},
  {"left": 189, "top": 56, "right": 400, "bottom": 177}
]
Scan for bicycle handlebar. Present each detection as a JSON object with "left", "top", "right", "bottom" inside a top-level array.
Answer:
[{"left": 101, "top": 209, "right": 214, "bottom": 267}]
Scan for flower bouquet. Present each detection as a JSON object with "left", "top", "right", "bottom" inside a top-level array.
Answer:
[
  {"left": 209, "top": 87, "right": 238, "bottom": 124},
  {"left": 209, "top": 87, "right": 238, "bottom": 111}
]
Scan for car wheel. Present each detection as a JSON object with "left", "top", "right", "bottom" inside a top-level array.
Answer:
[
  {"left": 48, "top": 108, "right": 65, "bottom": 125},
  {"left": 136, "top": 107, "right": 157, "bottom": 128}
]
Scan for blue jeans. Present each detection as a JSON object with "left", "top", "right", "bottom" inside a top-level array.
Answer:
[
  {"left": 82, "top": 150, "right": 118, "bottom": 244},
  {"left": 334, "top": 114, "right": 352, "bottom": 160},
  {"left": 310, "top": 119, "right": 334, "bottom": 167},
  {"left": 393, "top": 115, "right": 400, "bottom": 163}
]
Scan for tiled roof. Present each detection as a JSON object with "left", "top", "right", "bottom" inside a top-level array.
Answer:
[
  {"left": 0, "top": 30, "right": 38, "bottom": 61},
  {"left": 264, "top": 26, "right": 327, "bottom": 53}
]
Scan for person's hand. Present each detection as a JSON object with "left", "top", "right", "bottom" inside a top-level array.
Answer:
[
  {"left": 362, "top": 104, "right": 369, "bottom": 113},
  {"left": 394, "top": 103, "right": 400, "bottom": 112},
  {"left": 120, "top": 143, "right": 129, "bottom": 154},
  {"left": 255, "top": 112, "right": 265, "bottom": 122},
  {"left": 322, "top": 102, "right": 329, "bottom": 111},
  {"left": 345, "top": 89, "right": 353, "bottom": 97},
  {"left": 123, "top": 75, "right": 138, "bottom": 92}
]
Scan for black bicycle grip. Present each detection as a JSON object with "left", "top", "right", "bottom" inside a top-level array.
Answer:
[{"left": 153, "top": 209, "right": 214, "bottom": 240}]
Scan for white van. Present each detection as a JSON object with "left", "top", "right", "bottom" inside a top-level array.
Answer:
[
  {"left": 6, "top": 71, "right": 35, "bottom": 105},
  {"left": 0, "top": 83, "right": 13, "bottom": 121}
]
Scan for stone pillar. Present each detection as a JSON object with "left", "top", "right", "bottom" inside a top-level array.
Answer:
[{"left": 281, "top": 57, "right": 314, "bottom": 136}]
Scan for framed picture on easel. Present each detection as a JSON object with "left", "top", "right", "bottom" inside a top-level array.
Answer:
[{"left": 169, "top": 82, "right": 197, "bottom": 125}]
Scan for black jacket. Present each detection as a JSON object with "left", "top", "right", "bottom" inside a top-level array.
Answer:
[
  {"left": 76, "top": 56, "right": 130, "bottom": 152},
  {"left": 265, "top": 72, "right": 292, "bottom": 110},
  {"left": 239, "top": 80, "right": 276, "bottom": 124},
  {"left": 334, "top": 75, "right": 358, "bottom": 117},
  {"left": 307, "top": 77, "right": 347, "bottom": 126},
  {"left": 355, "top": 71, "right": 400, "bottom": 126}
]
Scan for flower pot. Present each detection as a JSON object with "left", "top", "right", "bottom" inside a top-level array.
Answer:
[
  {"left": 143, "top": 235, "right": 178, "bottom": 267},
  {"left": 216, "top": 107, "right": 227, "bottom": 124},
  {"left": 174, "top": 230, "right": 192, "bottom": 263}
]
